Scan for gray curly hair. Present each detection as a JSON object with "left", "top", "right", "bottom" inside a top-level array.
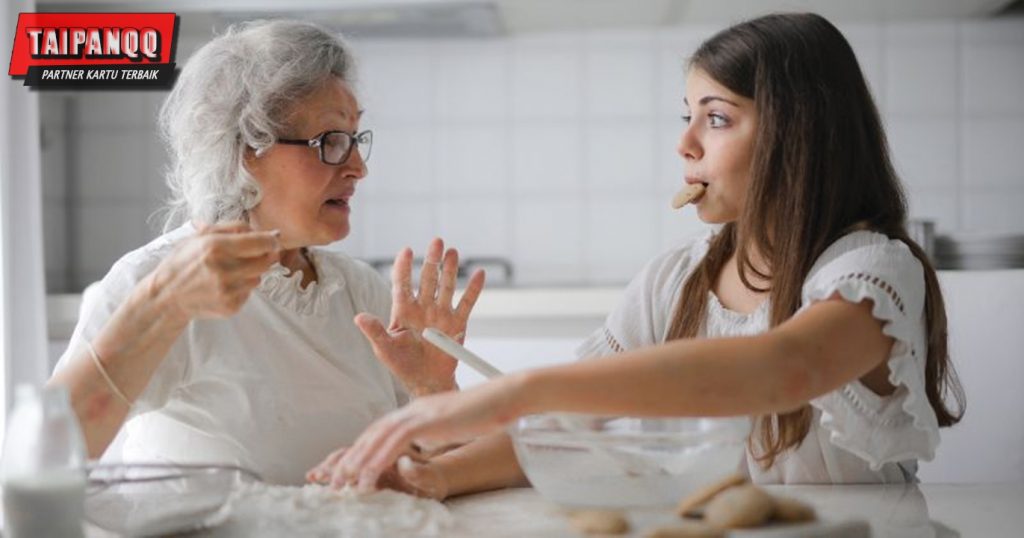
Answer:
[{"left": 158, "top": 19, "right": 355, "bottom": 230}]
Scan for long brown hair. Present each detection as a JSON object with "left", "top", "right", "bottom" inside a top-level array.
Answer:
[{"left": 666, "top": 13, "right": 965, "bottom": 468}]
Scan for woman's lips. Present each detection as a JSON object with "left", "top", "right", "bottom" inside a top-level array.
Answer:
[
  {"left": 324, "top": 188, "right": 354, "bottom": 210},
  {"left": 324, "top": 198, "right": 350, "bottom": 212}
]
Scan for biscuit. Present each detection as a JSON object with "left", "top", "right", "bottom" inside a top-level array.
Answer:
[
  {"left": 772, "top": 496, "right": 816, "bottom": 523},
  {"left": 567, "top": 509, "right": 630, "bottom": 535},
  {"left": 671, "top": 183, "right": 706, "bottom": 209},
  {"left": 675, "top": 474, "right": 747, "bottom": 518},
  {"left": 703, "top": 484, "right": 775, "bottom": 529},
  {"left": 644, "top": 521, "right": 724, "bottom": 537}
]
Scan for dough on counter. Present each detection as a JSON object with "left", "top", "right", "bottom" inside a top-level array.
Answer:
[
  {"left": 222, "top": 482, "right": 453, "bottom": 537},
  {"left": 703, "top": 484, "right": 775, "bottom": 529},
  {"left": 645, "top": 521, "right": 724, "bottom": 537},
  {"left": 675, "top": 473, "right": 747, "bottom": 518},
  {"left": 567, "top": 509, "right": 630, "bottom": 535},
  {"left": 772, "top": 495, "right": 817, "bottom": 523}
]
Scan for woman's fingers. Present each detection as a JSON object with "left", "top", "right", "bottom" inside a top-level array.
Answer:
[
  {"left": 199, "top": 220, "right": 250, "bottom": 235},
  {"left": 220, "top": 251, "right": 279, "bottom": 281},
  {"left": 332, "top": 432, "right": 373, "bottom": 488},
  {"left": 358, "top": 403, "right": 463, "bottom": 490},
  {"left": 354, "top": 313, "right": 389, "bottom": 346},
  {"left": 307, "top": 447, "right": 348, "bottom": 483},
  {"left": 213, "top": 230, "right": 281, "bottom": 259},
  {"left": 391, "top": 248, "right": 415, "bottom": 304},
  {"left": 334, "top": 411, "right": 410, "bottom": 488},
  {"left": 195, "top": 229, "right": 279, "bottom": 280},
  {"left": 437, "top": 248, "right": 459, "bottom": 306},
  {"left": 321, "top": 448, "right": 438, "bottom": 498},
  {"left": 455, "top": 269, "right": 486, "bottom": 321},
  {"left": 341, "top": 409, "right": 425, "bottom": 491},
  {"left": 397, "top": 456, "right": 448, "bottom": 500},
  {"left": 359, "top": 422, "right": 420, "bottom": 492},
  {"left": 202, "top": 230, "right": 280, "bottom": 264},
  {"left": 387, "top": 239, "right": 483, "bottom": 336},
  {"left": 354, "top": 313, "right": 401, "bottom": 371},
  {"left": 418, "top": 238, "right": 444, "bottom": 303},
  {"left": 333, "top": 386, "right": 509, "bottom": 493},
  {"left": 213, "top": 250, "right": 278, "bottom": 297}
]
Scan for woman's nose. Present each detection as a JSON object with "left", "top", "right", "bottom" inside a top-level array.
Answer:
[
  {"left": 677, "top": 126, "right": 701, "bottom": 162},
  {"left": 344, "top": 150, "right": 368, "bottom": 180}
]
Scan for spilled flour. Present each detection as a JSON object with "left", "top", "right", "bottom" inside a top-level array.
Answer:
[{"left": 215, "top": 482, "right": 454, "bottom": 537}]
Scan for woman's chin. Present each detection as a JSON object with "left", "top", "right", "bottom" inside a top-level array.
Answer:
[
  {"left": 302, "top": 223, "right": 349, "bottom": 246},
  {"left": 324, "top": 222, "right": 350, "bottom": 243},
  {"left": 696, "top": 207, "right": 720, "bottom": 224},
  {"left": 695, "top": 204, "right": 738, "bottom": 225}
]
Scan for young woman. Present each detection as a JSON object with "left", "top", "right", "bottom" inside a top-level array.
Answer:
[{"left": 309, "top": 12, "right": 965, "bottom": 494}]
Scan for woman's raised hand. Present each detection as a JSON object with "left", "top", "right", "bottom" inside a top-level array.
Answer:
[
  {"left": 149, "top": 222, "right": 281, "bottom": 320},
  {"left": 355, "top": 238, "right": 485, "bottom": 397}
]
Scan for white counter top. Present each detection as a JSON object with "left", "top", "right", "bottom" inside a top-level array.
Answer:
[
  {"left": 81, "top": 483, "right": 1024, "bottom": 537},
  {"left": 443, "top": 484, "right": 1022, "bottom": 537}
]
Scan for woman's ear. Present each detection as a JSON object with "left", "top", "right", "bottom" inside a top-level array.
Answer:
[{"left": 242, "top": 145, "right": 264, "bottom": 175}]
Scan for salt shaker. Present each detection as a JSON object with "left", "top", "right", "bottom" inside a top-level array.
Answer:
[{"left": 1, "top": 384, "right": 87, "bottom": 538}]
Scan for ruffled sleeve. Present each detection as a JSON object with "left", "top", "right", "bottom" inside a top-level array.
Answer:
[
  {"left": 575, "top": 231, "right": 711, "bottom": 360},
  {"left": 801, "top": 231, "right": 939, "bottom": 469}
]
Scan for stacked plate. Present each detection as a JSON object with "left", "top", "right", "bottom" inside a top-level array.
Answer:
[{"left": 934, "top": 233, "right": 1024, "bottom": 270}]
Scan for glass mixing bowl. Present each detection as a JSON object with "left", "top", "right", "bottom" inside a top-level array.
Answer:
[
  {"left": 509, "top": 414, "right": 750, "bottom": 508},
  {"left": 84, "top": 462, "right": 260, "bottom": 536}
]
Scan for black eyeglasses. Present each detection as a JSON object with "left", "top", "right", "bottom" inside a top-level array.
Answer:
[{"left": 276, "top": 130, "right": 373, "bottom": 166}]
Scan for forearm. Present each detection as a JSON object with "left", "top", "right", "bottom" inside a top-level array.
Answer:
[
  {"left": 520, "top": 332, "right": 816, "bottom": 419},
  {"left": 47, "top": 272, "right": 190, "bottom": 457},
  {"left": 506, "top": 298, "right": 893, "bottom": 424},
  {"left": 431, "top": 431, "right": 528, "bottom": 498},
  {"left": 408, "top": 376, "right": 458, "bottom": 398}
]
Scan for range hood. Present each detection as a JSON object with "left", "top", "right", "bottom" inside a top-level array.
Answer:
[
  {"left": 214, "top": 2, "right": 504, "bottom": 39},
  {"left": 39, "top": 0, "right": 1022, "bottom": 39}
]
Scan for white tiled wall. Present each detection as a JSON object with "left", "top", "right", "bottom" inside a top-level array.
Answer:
[{"left": 40, "top": 17, "right": 1024, "bottom": 292}]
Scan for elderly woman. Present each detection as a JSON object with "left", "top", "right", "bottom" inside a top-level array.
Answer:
[{"left": 48, "top": 20, "right": 484, "bottom": 485}]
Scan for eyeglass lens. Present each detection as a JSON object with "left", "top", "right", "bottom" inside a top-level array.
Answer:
[{"left": 322, "top": 131, "right": 372, "bottom": 165}]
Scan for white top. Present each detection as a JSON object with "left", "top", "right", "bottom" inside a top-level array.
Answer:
[
  {"left": 576, "top": 229, "right": 938, "bottom": 484},
  {"left": 55, "top": 224, "right": 409, "bottom": 485}
]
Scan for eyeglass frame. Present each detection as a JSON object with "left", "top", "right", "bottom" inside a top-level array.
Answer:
[{"left": 275, "top": 129, "right": 373, "bottom": 166}]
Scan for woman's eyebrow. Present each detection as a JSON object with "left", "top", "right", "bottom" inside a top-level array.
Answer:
[
  {"left": 682, "top": 95, "right": 740, "bottom": 107},
  {"left": 324, "top": 108, "right": 363, "bottom": 121}
]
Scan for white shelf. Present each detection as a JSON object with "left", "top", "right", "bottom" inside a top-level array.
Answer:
[{"left": 457, "top": 286, "right": 621, "bottom": 319}]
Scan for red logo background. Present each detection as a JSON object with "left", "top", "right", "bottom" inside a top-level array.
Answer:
[{"left": 9, "top": 12, "right": 176, "bottom": 76}]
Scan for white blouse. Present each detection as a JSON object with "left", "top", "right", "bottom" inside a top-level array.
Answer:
[
  {"left": 576, "top": 229, "right": 938, "bottom": 484},
  {"left": 54, "top": 223, "right": 409, "bottom": 485}
]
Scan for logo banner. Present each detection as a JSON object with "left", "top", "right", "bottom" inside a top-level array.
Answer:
[{"left": 8, "top": 12, "right": 178, "bottom": 89}]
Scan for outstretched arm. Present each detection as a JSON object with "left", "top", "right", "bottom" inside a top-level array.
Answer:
[
  {"left": 329, "top": 295, "right": 893, "bottom": 490},
  {"left": 529, "top": 295, "right": 893, "bottom": 417}
]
